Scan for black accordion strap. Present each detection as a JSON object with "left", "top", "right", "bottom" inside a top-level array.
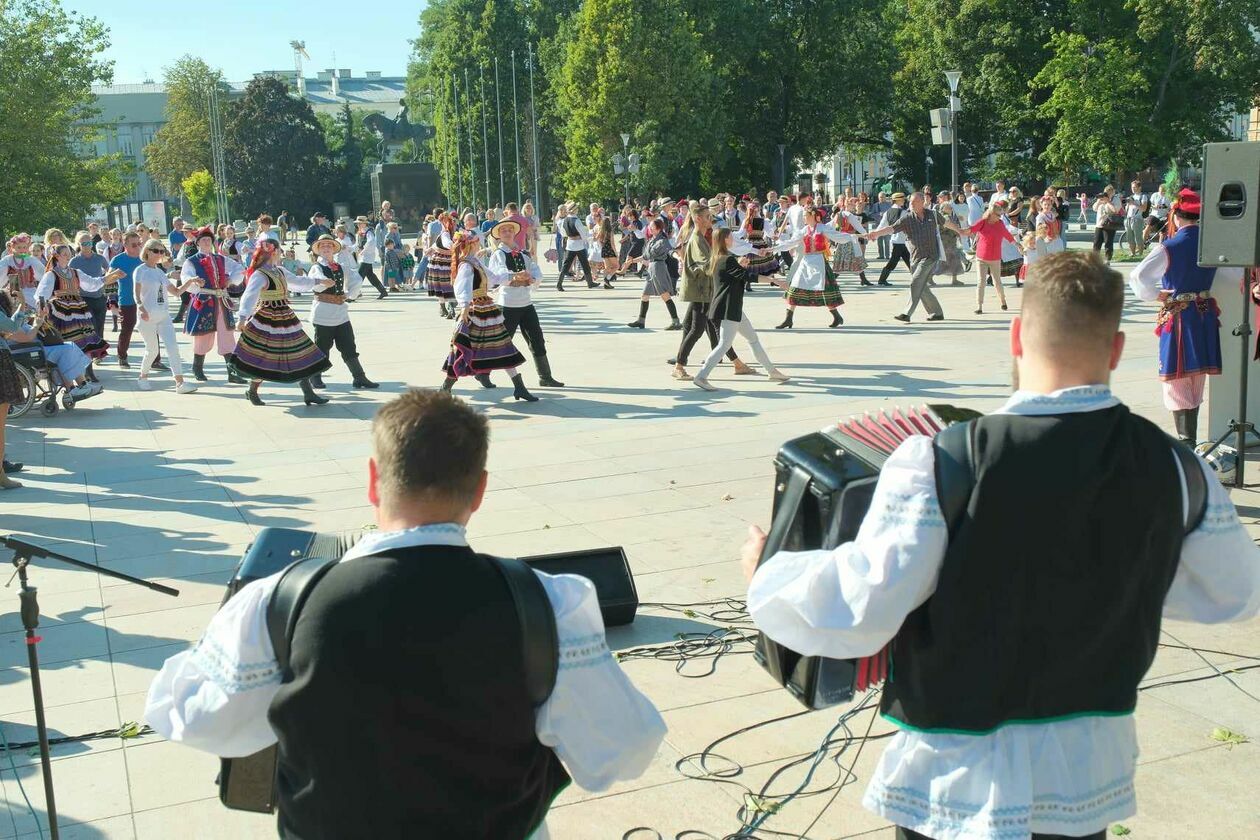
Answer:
[
  {"left": 267, "top": 555, "right": 341, "bottom": 674},
  {"left": 933, "top": 421, "right": 977, "bottom": 537},
  {"left": 1170, "top": 443, "right": 1208, "bottom": 535},
  {"left": 488, "top": 556, "right": 559, "bottom": 707},
  {"left": 761, "top": 466, "right": 812, "bottom": 563}
]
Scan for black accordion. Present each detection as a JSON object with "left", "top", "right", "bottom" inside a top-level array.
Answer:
[
  {"left": 753, "top": 405, "right": 979, "bottom": 710},
  {"left": 218, "top": 528, "right": 364, "bottom": 813}
]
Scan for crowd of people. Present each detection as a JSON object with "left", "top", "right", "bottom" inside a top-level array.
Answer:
[{"left": 0, "top": 179, "right": 1204, "bottom": 490}]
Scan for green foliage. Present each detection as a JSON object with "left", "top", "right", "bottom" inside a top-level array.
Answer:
[
  {"left": 145, "top": 56, "right": 225, "bottom": 197},
  {"left": 317, "top": 102, "right": 379, "bottom": 213},
  {"left": 181, "top": 169, "right": 216, "bottom": 224},
  {"left": 222, "top": 76, "right": 333, "bottom": 221},
  {"left": 0, "top": 0, "right": 130, "bottom": 234}
]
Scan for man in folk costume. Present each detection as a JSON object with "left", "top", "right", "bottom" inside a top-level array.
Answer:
[
  {"left": 180, "top": 226, "right": 247, "bottom": 383},
  {"left": 486, "top": 219, "right": 564, "bottom": 388},
  {"left": 1, "top": 234, "right": 43, "bottom": 308},
  {"left": 305, "top": 234, "right": 379, "bottom": 391},
  {"left": 744, "top": 251, "right": 1260, "bottom": 840},
  {"left": 441, "top": 231, "right": 538, "bottom": 402},
  {"left": 1129, "top": 188, "right": 1242, "bottom": 445}
]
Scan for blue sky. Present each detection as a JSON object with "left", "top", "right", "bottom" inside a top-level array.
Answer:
[{"left": 65, "top": 1, "right": 422, "bottom": 84}]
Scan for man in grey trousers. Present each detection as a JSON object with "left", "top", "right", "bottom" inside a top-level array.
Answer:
[{"left": 864, "top": 191, "right": 946, "bottom": 322}]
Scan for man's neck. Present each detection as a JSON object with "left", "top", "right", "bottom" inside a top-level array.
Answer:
[
  {"left": 377, "top": 509, "right": 470, "bottom": 532},
  {"left": 1016, "top": 364, "right": 1110, "bottom": 396}
]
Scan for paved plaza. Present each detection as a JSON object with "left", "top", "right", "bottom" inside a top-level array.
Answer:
[{"left": 0, "top": 247, "right": 1257, "bottom": 839}]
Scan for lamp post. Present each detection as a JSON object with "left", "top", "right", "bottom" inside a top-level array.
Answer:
[
  {"left": 777, "top": 144, "right": 787, "bottom": 191},
  {"left": 620, "top": 133, "right": 631, "bottom": 205},
  {"left": 945, "top": 70, "right": 962, "bottom": 195}
]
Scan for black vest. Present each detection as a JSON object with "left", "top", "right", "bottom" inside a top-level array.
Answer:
[
  {"left": 320, "top": 261, "right": 344, "bottom": 296},
  {"left": 268, "top": 544, "right": 570, "bottom": 839},
  {"left": 503, "top": 250, "right": 527, "bottom": 272},
  {"left": 882, "top": 406, "right": 1186, "bottom": 733}
]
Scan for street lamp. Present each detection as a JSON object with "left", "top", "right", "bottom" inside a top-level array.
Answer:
[
  {"left": 945, "top": 70, "right": 962, "bottom": 194},
  {"left": 620, "top": 133, "right": 631, "bottom": 204}
]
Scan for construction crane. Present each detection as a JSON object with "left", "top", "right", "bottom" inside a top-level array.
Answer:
[{"left": 290, "top": 40, "right": 310, "bottom": 94}]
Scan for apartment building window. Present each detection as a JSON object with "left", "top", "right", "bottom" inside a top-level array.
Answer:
[{"left": 118, "top": 133, "right": 134, "bottom": 157}]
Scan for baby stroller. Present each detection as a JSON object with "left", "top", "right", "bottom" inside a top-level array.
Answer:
[{"left": 6, "top": 341, "right": 90, "bottom": 419}]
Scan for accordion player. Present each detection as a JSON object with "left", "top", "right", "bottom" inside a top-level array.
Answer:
[{"left": 751, "top": 404, "right": 980, "bottom": 710}]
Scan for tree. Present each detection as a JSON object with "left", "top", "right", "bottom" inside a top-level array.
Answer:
[
  {"left": 222, "top": 76, "right": 334, "bottom": 220},
  {"left": 1034, "top": 0, "right": 1260, "bottom": 180},
  {"left": 316, "top": 102, "right": 378, "bottom": 213},
  {"left": 145, "top": 56, "right": 226, "bottom": 198},
  {"left": 181, "top": 170, "right": 216, "bottom": 224},
  {"left": 0, "top": 0, "right": 130, "bottom": 234}
]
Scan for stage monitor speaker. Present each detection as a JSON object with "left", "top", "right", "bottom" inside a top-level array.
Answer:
[
  {"left": 1199, "top": 141, "right": 1260, "bottom": 268},
  {"left": 521, "top": 547, "right": 638, "bottom": 626}
]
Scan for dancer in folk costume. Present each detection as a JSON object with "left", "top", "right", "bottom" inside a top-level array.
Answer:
[
  {"left": 831, "top": 196, "right": 873, "bottom": 287},
  {"left": 440, "top": 232, "right": 537, "bottom": 402},
  {"left": 2, "top": 234, "right": 44, "bottom": 308},
  {"left": 37, "top": 244, "right": 120, "bottom": 359},
  {"left": 626, "top": 218, "right": 683, "bottom": 330},
  {"left": 426, "top": 212, "right": 459, "bottom": 319},
  {"left": 773, "top": 206, "right": 855, "bottom": 329},
  {"left": 229, "top": 232, "right": 334, "bottom": 407},
  {"left": 486, "top": 219, "right": 564, "bottom": 388},
  {"left": 933, "top": 194, "right": 970, "bottom": 286},
  {"left": 305, "top": 234, "right": 379, "bottom": 391},
  {"left": 739, "top": 208, "right": 781, "bottom": 290},
  {"left": 180, "top": 226, "right": 247, "bottom": 383},
  {"left": 1129, "top": 189, "right": 1242, "bottom": 445}
]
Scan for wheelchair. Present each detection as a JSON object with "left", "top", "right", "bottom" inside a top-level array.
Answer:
[{"left": 6, "top": 342, "right": 80, "bottom": 419}]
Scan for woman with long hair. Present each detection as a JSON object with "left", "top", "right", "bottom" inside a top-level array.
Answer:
[
  {"left": 440, "top": 231, "right": 536, "bottom": 401},
  {"left": 595, "top": 216, "right": 620, "bottom": 281},
  {"left": 426, "top": 212, "right": 459, "bottom": 318},
  {"left": 229, "top": 232, "right": 334, "bottom": 406},
  {"left": 772, "top": 206, "right": 853, "bottom": 329},
  {"left": 36, "top": 244, "right": 119, "bottom": 359},
  {"left": 1, "top": 233, "right": 43, "bottom": 307},
  {"left": 626, "top": 218, "right": 682, "bottom": 330},
  {"left": 740, "top": 203, "right": 780, "bottom": 290},
  {"left": 690, "top": 228, "right": 788, "bottom": 391}
]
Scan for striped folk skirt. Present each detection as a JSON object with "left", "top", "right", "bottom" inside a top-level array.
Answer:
[
  {"left": 426, "top": 247, "right": 455, "bottom": 299},
  {"left": 442, "top": 295, "right": 526, "bottom": 378},
  {"left": 0, "top": 350, "right": 25, "bottom": 405},
  {"left": 830, "top": 240, "right": 867, "bottom": 275},
  {"left": 227, "top": 300, "right": 330, "bottom": 383},
  {"left": 49, "top": 295, "right": 109, "bottom": 358},
  {"left": 745, "top": 235, "right": 781, "bottom": 276},
  {"left": 786, "top": 264, "right": 845, "bottom": 307}
]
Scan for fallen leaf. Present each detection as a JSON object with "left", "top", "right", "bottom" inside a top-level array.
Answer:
[
  {"left": 1109, "top": 826, "right": 1131, "bottom": 836},
  {"left": 1209, "top": 727, "right": 1248, "bottom": 747},
  {"left": 702, "top": 577, "right": 715, "bottom": 583}
]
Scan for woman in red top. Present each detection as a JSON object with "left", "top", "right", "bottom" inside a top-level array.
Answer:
[{"left": 952, "top": 201, "right": 1019, "bottom": 314}]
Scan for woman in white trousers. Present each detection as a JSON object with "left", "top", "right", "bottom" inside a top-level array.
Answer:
[{"left": 135, "top": 239, "right": 196, "bottom": 393}]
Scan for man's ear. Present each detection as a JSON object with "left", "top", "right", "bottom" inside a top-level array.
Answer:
[
  {"left": 368, "top": 457, "right": 381, "bottom": 509},
  {"left": 469, "top": 470, "right": 489, "bottom": 514},
  {"left": 1110, "top": 331, "right": 1126, "bottom": 371},
  {"left": 1010, "top": 315, "right": 1024, "bottom": 358}
]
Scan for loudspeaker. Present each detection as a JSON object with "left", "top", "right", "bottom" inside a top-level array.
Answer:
[
  {"left": 1199, "top": 141, "right": 1260, "bottom": 268},
  {"left": 521, "top": 547, "right": 638, "bottom": 626}
]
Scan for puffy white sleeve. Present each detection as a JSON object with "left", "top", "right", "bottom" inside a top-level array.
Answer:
[
  {"left": 747, "top": 435, "right": 948, "bottom": 659},
  {"left": 223, "top": 256, "right": 248, "bottom": 285},
  {"left": 144, "top": 574, "right": 284, "bottom": 758},
  {"left": 339, "top": 255, "right": 363, "bottom": 299},
  {"left": 236, "top": 272, "right": 267, "bottom": 321},
  {"left": 35, "top": 271, "right": 55, "bottom": 302},
  {"left": 525, "top": 254, "right": 542, "bottom": 282},
  {"left": 487, "top": 249, "right": 511, "bottom": 288},
  {"left": 775, "top": 230, "right": 806, "bottom": 252},
  {"left": 74, "top": 268, "right": 106, "bottom": 293},
  {"left": 534, "top": 571, "right": 666, "bottom": 791},
  {"left": 844, "top": 212, "right": 867, "bottom": 235},
  {"left": 453, "top": 261, "right": 475, "bottom": 306},
  {"left": 1128, "top": 246, "right": 1168, "bottom": 301},
  {"left": 1164, "top": 454, "right": 1260, "bottom": 623},
  {"left": 822, "top": 225, "right": 857, "bottom": 245},
  {"left": 180, "top": 260, "right": 200, "bottom": 287}
]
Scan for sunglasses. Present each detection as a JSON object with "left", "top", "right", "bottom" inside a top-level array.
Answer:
[{"left": 147, "top": 249, "right": 169, "bottom": 256}]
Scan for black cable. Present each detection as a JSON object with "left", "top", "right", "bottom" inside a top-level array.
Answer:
[
  {"left": 615, "top": 628, "right": 759, "bottom": 678},
  {"left": 0, "top": 722, "right": 153, "bottom": 752},
  {"left": 1140, "top": 662, "right": 1260, "bottom": 692},
  {"left": 640, "top": 599, "right": 754, "bottom": 626},
  {"left": 1158, "top": 631, "right": 1260, "bottom": 705}
]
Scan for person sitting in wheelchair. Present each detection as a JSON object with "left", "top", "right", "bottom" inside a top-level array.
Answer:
[{"left": 0, "top": 292, "right": 101, "bottom": 401}]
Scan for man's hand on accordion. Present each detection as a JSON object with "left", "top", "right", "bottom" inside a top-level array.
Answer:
[{"left": 740, "top": 524, "right": 768, "bottom": 583}]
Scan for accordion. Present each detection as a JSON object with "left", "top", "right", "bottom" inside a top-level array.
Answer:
[
  {"left": 753, "top": 404, "right": 980, "bottom": 710},
  {"left": 219, "top": 528, "right": 364, "bottom": 813}
]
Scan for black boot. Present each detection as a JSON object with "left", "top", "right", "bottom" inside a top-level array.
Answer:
[
  {"left": 310, "top": 373, "right": 326, "bottom": 389},
  {"left": 192, "top": 354, "right": 208, "bottom": 382},
  {"left": 512, "top": 373, "right": 539, "bottom": 402},
  {"left": 227, "top": 366, "right": 246, "bottom": 384},
  {"left": 628, "top": 299, "right": 649, "bottom": 328},
  {"left": 1172, "top": 410, "right": 1188, "bottom": 443},
  {"left": 474, "top": 373, "right": 497, "bottom": 389},
  {"left": 829, "top": 309, "right": 844, "bottom": 328},
  {"left": 775, "top": 309, "right": 794, "bottom": 330},
  {"left": 346, "top": 357, "right": 379, "bottom": 389},
  {"left": 666, "top": 317, "right": 682, "bottom": 330},
  {"left": 300, "top": 378, "right": 329, "bottom": 405},
  {"left": 536, "top": 354, "right": 564, "bottom": 387},
  {"left": 246, "top": 381, "right": 264, "bottom": 406},
  {"left": 1184, "top": 407, "right": 1200, "bottom": 446},
  {"left": 441, "top": 376, "right": 456, "bottom": 392},
  {"left": 85, "top": 363, "right": 98, "bottom": 383},
  {"left": 556, "top": 280, "right": 565, "bottom": 292}
]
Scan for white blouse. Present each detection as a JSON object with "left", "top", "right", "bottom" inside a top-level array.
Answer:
[
  {"left": 748, "top": 386, "right": 1260, "bottom": 840},
  {"left": 36, "top": 267, "right": 106, "bottom": 302},
  {"left": 237, "top": 265, "right": 330, "bottom": 321}
]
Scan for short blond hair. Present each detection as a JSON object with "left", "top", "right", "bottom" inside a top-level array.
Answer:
[{"left": 1024, "top": 251, "right": 1123, "bottom": 358}]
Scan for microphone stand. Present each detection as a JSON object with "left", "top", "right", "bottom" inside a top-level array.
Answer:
[{"left": 2, "top": 536, "right": 179, "bottom": 840}]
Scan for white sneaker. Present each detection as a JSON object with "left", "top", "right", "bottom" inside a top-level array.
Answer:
[
  {"left": 136, "top": 379, "right": 152, "bottom": 391},
  {"left": 692, "top": 377, "right": 718, "bottom": 392},
  {"left": 176, "top": 381, "right": 198, "bottom": 394},
  {"left": 768, "top": 370, "right": 791, "bottom": 382},
  {"left": 69, "top": 383, "right": 93, "bottom": 399}
]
